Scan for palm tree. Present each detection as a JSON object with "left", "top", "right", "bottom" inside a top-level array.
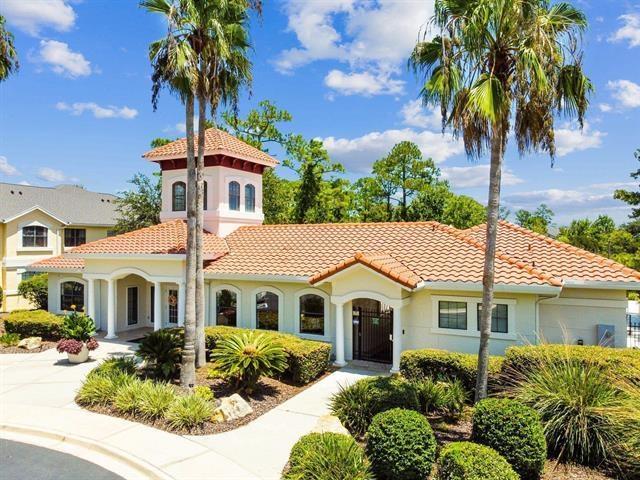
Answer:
[
  {"left": 410, "top": 0, "right": 591, "bottom": 401},
  {"left": 0, "top": 14, "right": 19, "bottom": 82}
]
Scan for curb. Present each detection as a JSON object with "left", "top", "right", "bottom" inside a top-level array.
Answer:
[{"left": 0, "top": 423, "right": 175, "bottom": 480}]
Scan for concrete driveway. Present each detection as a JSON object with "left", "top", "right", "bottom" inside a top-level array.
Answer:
[{"left": 0, "top": 339, "right": 371, "bottom": 479}]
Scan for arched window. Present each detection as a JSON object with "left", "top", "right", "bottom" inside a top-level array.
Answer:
[
  {"left": 203, "top": 181, "right": 208, "bottom": 211},
  {"left": 245, "top": 184, "right": 255, "bottom": 212},
  {"left": 60, "top": 281, "right": 84, "bottom": 311},
  {"left": 256, "top": 291, "right": 279, "bottom": 330},
  {"left": 216, "top": 289, "right": 237, "bottom": 326},
  {"left": 299, "top": 294, "right": 325, "bottom": 335},
  {"left": 172, "top": 182, "right": 186, "bottom": 211},
  {"left": 229, "top": 181, "right": 240, "bottom": 211}
]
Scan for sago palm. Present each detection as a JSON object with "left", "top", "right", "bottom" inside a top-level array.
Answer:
[{"left": 410, "top": 0, "right": 592, "bottom": 401}]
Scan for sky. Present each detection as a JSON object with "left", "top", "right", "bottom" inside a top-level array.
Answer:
[{"left": 0, "top": 0, "right": 639, "bottom": 226}]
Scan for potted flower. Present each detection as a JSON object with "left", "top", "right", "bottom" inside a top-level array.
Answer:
[{"left": 56, "top": 307, "right": 99, "bottom": 363}]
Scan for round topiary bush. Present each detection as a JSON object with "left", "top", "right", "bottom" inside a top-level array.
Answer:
[
  {"left": 472, "top": 398, "right": 546, "bottom": 480},
  {"left": 283, "top": 432, "right": 373, "bottom": 480},
  {"left": 366, "top": 408, "right": 436, "bottom": 480},
  {"left": 435, "top": 442, "right": 518, "bottom": 480}
]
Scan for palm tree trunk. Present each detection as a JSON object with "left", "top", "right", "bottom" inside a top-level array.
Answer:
[
  {"left": 180, "top": 93, "right": 197, "bottom": 388},
  {"left": 195, "top": 94, "right": 206, "bottom": 368},
  {"left": 475, "top": 125, "right": 504, "bottom": 403}
]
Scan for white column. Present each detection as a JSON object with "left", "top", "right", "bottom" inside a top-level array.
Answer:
[
  {"left": 87, "top": 278, "right": 96, "bottom": 323},
  {"left": 333, "top": 301, "right": 346, "bottom": 367},
  {"left": 391, "top": 304, "right": 403, "bottom": 373},
  {"left": 106, "top": 278, "right": 117, "bottom": 339},
  {"left": 154, "top": 281, "right": 162, "bottom": 331},
  {"left": 177, "top": 281, "right": 186, "bottom": 327}
]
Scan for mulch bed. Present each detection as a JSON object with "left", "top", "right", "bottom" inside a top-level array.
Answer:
[
  {"left": 430, "top": 410, "right": 616, "bottom": 480},
  {"left": 0, "top": 341, "right": 57, "bottom": 354},
  {"left": 82, "top": 365, "right": 331, "bottom": 436}
]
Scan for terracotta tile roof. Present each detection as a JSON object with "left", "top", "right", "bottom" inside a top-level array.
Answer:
[
  {"left": 462, "top": 221, "right": 640, "bottom": 284},
  {"left": 142, "top": 128, "right": 279, "bottom": 167},
  {"left": 68, "top": 220, "right": 228, "bottom": 256},
  {"left": 204, "top": 222, "right": 558, "bottom": 288},
  {"left": 310, "top": 251, "right": 423, "bottom": 289},
  {"left": 30, "top": 255, "right": 85, "bottom": 271}
]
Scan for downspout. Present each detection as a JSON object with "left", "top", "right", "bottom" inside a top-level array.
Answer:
[{"left": 535, "top": 282, "right": 563, "bottom": 344}]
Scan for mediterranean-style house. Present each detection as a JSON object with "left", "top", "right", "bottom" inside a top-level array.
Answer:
[
  {"left": 29, "top": 129, "right": 640, "bottom": 371},
  {"left": 1, "top": 183, "right": 117, "bottom": 312}
]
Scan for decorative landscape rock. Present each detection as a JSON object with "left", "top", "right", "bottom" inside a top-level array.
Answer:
[
  {"left": 18, "top": 337, "right": 42, "bottom": 350},
  {"left": 213, "top": 394, "right": 253, "bottom": 422},
  {"left": 311, "top": 414, "right": 350, "bottom": 435}
]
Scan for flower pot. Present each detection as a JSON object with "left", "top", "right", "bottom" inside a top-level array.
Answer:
[{"left": 68, "top": 344, "right": 89, "bottom": 364}]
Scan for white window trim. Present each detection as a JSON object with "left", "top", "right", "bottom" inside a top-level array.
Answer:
[
  {"left": 126, "top": 286, "right": 139, "bottom": 327},
  {"left": 227, "top": 178, "right": 242, "bottom": 212},
  {"left": 251, "top": 286, "right": 283, "bottom": 331},
  {"left": 58, "top": 277, "right": 87, "bottom": 314},
  {"left": 19, "top": 221, "right": 51, "bottom": 250},
  {"left": 211, "top": 284, "right": 242, "bottom": 327},
  {"left": 244, "top": 183, "right": 256, "bottom": 213},
  {"left": 430, "top": 294, "right": 517, "bottom": 340},
  {"left": 294, "top": 287, "right": 330, "bottom": 340}
]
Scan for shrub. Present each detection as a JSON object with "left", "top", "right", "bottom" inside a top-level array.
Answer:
[
  {"left": 211, "top": 332, "right": 287, "bottom": 393},
  {"left": 164, "top": 394, "right": 214, "bottom": 431},
  {"left": 366, "top": 408, "right": 436, "bottom": 480},
  {"left": 113, "top": 378, "right": 151, "bottom": 414},
  {"left": 137, "top": 330, "right": 182, "bottom": 380},
  {"left": 284, "top": 433, "right": 373, "bottom": 480},
  {"left": 205, "top": 326, "right": 331, "bottom": 385},
  {"left": 507, "top": 353, "right": 640, "bottom": 473},
  {"left": 17, "top": 273, "right": 48, "bottom": 309},
  {"left": 138, "top": 382, "right": 177, "bottom": 419},
  {"left": 472, "top": 398, "right": 546, "bottom": 480},
  {"left": 193, "top": 385, "right": 214, "bottom": 402},
  {"left": 0, "top": 333, "right": 20, "bottom": 347},
  {"left": 400, "top": 349, "right": 503, "bottom": 394},
  {"left": 435, "top": 442, "right": 518, "bottom": 480},
  {"left": 90, "top": 357, "right": 138, "bottom": 378},
  {"left": 60, "top": 310, "right": 96, "bottom": 341},
  {"left": 503, "top": 344, "right": 640, "bottom": 387},
  {"left": 4, "top": 310, "right": 62, "bottom": 339},
  {"left": 414, "top": 377, "right": 467, "bottom": 417},
  {"left": 76, "top": 372, "right": 137, "bottom": 406},
  {"left": 330, "top": 376, "right": 420, "bottom": 437}
]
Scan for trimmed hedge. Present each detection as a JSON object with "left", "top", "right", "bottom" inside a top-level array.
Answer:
[
  {"left": 503, "top": 344, "right": 640, "bottom": 386},
  {"left": 3, "top": 310, "right": 63, "bottom": 339},
  {"left": 205, "top": 326, "right": 331, "bottom": 385},
  {"left": 400, "top": 348, "right": 503, "bottom": 393},
  {"left": 366, "top": 408, "right": 437, "bottom": 480},
  {"left": 284, "top": 432, "right": 373, "bottom": 480},
  {"left": 436, "top": 442, "right": 518, "bottom": 480},
  {"left": 472, "top": 398, "right": 546, "bottom": 480}
]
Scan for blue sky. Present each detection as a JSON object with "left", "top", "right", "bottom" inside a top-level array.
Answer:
[{"left": 0, "top": 0, "right": 639, "bottom": 225}]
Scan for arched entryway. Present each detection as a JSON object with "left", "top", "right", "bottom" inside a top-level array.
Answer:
[{"left": 352, "top": 298, "right": 393, "bottom": 363}]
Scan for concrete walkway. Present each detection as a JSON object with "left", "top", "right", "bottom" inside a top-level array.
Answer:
[{"left": 0, "top": 339, "right": 372, "bottom": 479}]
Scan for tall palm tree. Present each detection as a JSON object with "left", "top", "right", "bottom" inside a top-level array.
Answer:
[
  {"left": 0, "top": 14, "right": 19, "bottom": 82},
  {"left": 410, "top": 0, "right": 591, "bottom": 401}
]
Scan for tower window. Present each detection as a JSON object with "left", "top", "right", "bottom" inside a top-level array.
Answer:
[
  {"left": 229, "top": 181, "right": 240, "bottom": 211},
  {"left": 245, "top": 184, "right": 255, "bottom": 212},
  {"left": 172, "top": 182, "right": 186, "bottom": 211}
]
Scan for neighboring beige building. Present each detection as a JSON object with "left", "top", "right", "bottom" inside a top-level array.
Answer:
[
  {"left": 30, "top": 130, "right": 639, "bottom": 371},
  {"left": 1, "top": 183, "right": 117, "bottom": 311}
]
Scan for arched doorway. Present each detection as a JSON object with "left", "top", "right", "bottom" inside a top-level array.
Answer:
[{"left": 352, "top": 298, "right": 393, "bottom": 363}]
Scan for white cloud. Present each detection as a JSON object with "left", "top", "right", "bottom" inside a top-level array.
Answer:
[
  {"left": 56, "top": 102, "right": 138, "bottom": 119},
  {"left": 0, "top": 156, "right": 19, "bottom": 176},
  {"left": 503, "top": 183, "right": 631, "bottom": 223},
  {"left": 598, "top": 103, "right": 612, "bottom": 112},
  {"left": 322, "top": 127, "right": 463, "bottom": 173},
  {"left": 607, "top": 79, "right": 640, "bottom": 109},
  {"left": 276, "top": 0, "right": 432, "bottom": 96},
  {"left": 441, "top": 164, "right": 523, "bottom": 188},
  {"left": 554, "top": 122, "right": 605, "bottom": 157},
  {"left": 37, "top": 167, "right": 67, "bottom": 182},
  {"left": 39, "top": 40, "right": 91, "bottom": 78},
  {"left": 1, "top": 0, "right": 76, "bottom": 36},
  {"left": 18, "top": 180, "right": 31, "bottom": 186},
  {"left": 400, "top": 99, "right": 442, "bottom": 129},
  {"left": 324, "top": 68, "right": 404, "bottom": 96},
  {"left": 609, "top": 13, "right": 640, "bottom": 48}
]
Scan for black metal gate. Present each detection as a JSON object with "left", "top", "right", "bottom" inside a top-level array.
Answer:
[
  {"left": 352, "top": 306, "right": 393, "bottom": 363},
  {"left": 628, "top": 314, "right": 640, "bottom": 348}
]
